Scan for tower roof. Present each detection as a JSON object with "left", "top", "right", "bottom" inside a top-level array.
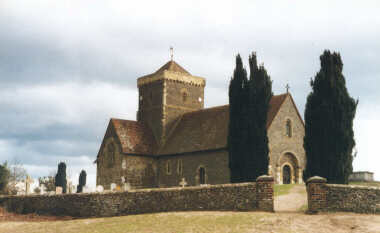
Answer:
[
  {"left": 137, "top": 60, "right": 205, "bottom": 87},
  {"left": 155, "top": 60, "right": 191, "bottom": 75}
]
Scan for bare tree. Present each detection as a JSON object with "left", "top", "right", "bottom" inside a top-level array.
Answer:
[{"left": 8, "top": 159, "right": 27, "bottom": 195}]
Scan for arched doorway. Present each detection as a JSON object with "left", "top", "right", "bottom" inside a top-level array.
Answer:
[
  {"left": 199, "top": 167, "right": 206, "bottom": 185},
  {"left": 277, "top": 152, "right": 301, "bottom": 184},
  {"left": 283, "top": 165, "right": 291, "bottom": 184}
]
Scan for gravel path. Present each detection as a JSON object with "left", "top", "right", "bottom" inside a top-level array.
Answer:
[{"left": 275, "top": 184, "right": 307, "bottom": 212}]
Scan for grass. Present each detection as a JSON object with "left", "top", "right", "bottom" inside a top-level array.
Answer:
[
  {"left": 0, "top": 212, "right": 272, "bottom": 233},
  {"left": 274, "top": 184, "right": 295, "bottom": 197}
]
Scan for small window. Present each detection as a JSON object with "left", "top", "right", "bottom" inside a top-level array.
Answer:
[
  {"left": 199, "top": 167, "right": 206, "bottom": 185},
  {"left": 177, "top": 159, "right": 183, "bottom": 175},
  {"left": 286, "top": 120, "right": 292, "bottom": 137},
  {"left": 166, "top": 161, "right": 171, "bottom": 175}
]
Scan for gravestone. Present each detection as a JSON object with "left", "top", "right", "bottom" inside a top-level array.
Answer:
[
  {"left": 123, "top": 183, "right": 131, "bottom": 191},
  {"left": 122, "top": 159, "right": 127, "bottom": 170},
  {"left": 179, "top": 178, "right": 187, "bottom": 188},
  {"left": 121, "top": 176, "right": 125, "bottom": 184},
  {"left": 82, "top": 186, "right": 90, "bottom": 193},
  {"left": 55, "top": 186, "right": 63, "bottom": 194},
  {"left": 25, "top": 175, "right": 34, "bottom": 195},
  {"left": 110, "top": 183, "right": 117, "bottom": 191},
  {"left": 96, "top": 185, "right": 104, "bottom": 193}
]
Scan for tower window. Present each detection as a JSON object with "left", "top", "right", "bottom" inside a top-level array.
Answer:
[{"left": 286, "top": 119, "right": 292, "bottom": 137}]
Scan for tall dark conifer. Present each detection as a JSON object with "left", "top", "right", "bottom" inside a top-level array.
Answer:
[
  {"left": 303, "top": 50, "right": 357, "bottom": 184},
  {"left": 55, "top": 162, "right": 67, "bottom": 193},
  {"left": 245, "top": 52, "right": 273, "bottom": 180},
  {"left": 77, "top": 170, "right": 87, "bottom": 193},
  {"left": 228, "top": 54, "right": 248, "bottom": 183}
]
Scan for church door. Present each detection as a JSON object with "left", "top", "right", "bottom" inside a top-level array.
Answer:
[
  {"left": 283, "top": 165, "right": 291, "bottom": 184},
  {"left": 199, "top": 167, "right": 206, "bottom": 185}
]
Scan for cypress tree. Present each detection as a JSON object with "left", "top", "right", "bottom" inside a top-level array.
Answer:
[
  {"left": 228, "top": 54, "right": 248, "bottom": 183},
  {"left": 55, "top": 162, "right": 67, "bottom": 193},
  {"left": 303, "top": 50, "right": 357, "bottom": 184},
  {"left": 246, "top": 52, "right": 273, "bottom": 180},
  {"left": 76, "top": 170, "right": 87, "bottom": 193}
]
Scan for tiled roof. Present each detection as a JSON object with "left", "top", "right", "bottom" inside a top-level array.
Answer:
[
  {"left": 158, "top": 94, "right": 288, "bottom": 155},
  {"left": 157, "top": 105, "right": 229, "bottom": 155},
  {"left": 266, "top": 93, "right": 288, "bottom": 128},
  {"left": 111, "top": 119, "right": 156, "bottom": 155},
  {"left": 155, "top": 60, "right": 191, "bottom": 75}
]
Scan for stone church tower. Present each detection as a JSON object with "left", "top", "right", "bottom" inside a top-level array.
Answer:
[{"left": 137, "top": 60, "right": 206, "bottom": 146}]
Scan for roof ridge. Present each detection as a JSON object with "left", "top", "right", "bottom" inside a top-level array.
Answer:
[{"left": 155, "top": 60, "right": 191, "bottom": 75}]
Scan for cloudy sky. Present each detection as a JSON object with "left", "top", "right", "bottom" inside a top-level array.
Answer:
[{"left": 1, "top": 0, "right": 379, "bottom": 188}]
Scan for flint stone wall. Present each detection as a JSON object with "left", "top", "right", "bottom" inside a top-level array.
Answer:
[
  {"left": 307, "top": 176, "right": 380, "bottom": 214},
  {"left": 0, "top": 179, "right": 274, "bottom": 218}
]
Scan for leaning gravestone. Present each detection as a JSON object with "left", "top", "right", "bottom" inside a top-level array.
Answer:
[
  {"left": 110, "top": 183, "right": 117, "bottom": 192},
  {"left": 96, "top": 185, "right": 104, "bottom": 193},
  {"left": 55, "top": 186, "right": 63, "bottom": 195}
]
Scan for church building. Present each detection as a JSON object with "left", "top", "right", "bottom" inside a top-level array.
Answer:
[{"left": 95, "top": 58, "right": 306, "bottom": 189}]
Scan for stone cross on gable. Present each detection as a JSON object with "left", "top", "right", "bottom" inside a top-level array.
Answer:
[
  {"left": 179, "top": 178, "right": 187, "bottom": 188},
  {"left": 286, "top": 83, "right": 290, "bottom": 93},
  {"left": 170, "top": 47, "right": 174, "bottom": 61}
]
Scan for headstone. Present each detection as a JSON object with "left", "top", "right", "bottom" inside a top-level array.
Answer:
[
  {"left": 55, "top": 186, "right": 63, "bottom": 194},
  {"left": 179, "top": 178, "right": 187, "bottom": 188},
  {"left": 123, "top": 183, "right": 131, "bottom": 191},
  {"left": 121, "top": 176, "right": 125, "bottom": 184},
  {"left": 40, "top": 184, "right": 46, "bottom": 195},
  {"left": 110, "top": 183, "right": 117, "bottom": 191},
  {"left": 122, "top": 159, "right": 127, "bottom": 170},
  {"left": 82, "top": 186, "right": 90, "bottom": 193},
  {"left": 96, "top": 185, "right": 104, "bottom": 192}
]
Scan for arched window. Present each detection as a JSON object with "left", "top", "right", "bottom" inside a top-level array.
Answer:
[
  {"left": 166, "top": 160, "right": 171, "bottom": 175},
  {"left": 286, "top": 119, "right": 292, "bottom": 137},
  {"left": 107, "top": 143, "right": 115, "bottom": 168},
  {"left": 199, "top": 167, "right": 206, "bottom": 185}
]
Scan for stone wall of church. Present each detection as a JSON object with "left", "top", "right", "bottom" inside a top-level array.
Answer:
[
  {"left": 267, "top": 95, "right": 305, "bottom": 184},
  {"left": 96, "top": 137, "right": 157, "bottom": 189},
  {"left": 157, "top": 150, "right": 230, "bottom": 188}
]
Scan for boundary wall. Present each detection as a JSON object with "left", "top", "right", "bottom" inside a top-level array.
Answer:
[
  {"left": 0, "top": 176, "right": 274, "bottom": 218},
  {"left": 307, "top": 176, "right": 380, "bottom": 214}
]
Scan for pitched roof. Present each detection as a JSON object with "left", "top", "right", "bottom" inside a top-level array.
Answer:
[
  {"left": 111, "top": 119, "right": 156, "bottom": 155},
  {"left": 155, "top": 60, "right": 191, "bottom": 75},
  {"left": 266, "top": 93, "right": 288, "bottom": 128},
  {"left": 158, "top": 94, "right": 289, "bottom": 155},
  {"left": 157, "top": 105, "right": 229, "bottom": 155}
]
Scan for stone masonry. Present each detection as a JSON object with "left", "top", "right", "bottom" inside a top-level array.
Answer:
[
  {"left": 307, "top": 176, "right": 380, "bottom": 214},
  {"left": 0, "top": 176, "right": 274, "bottom": 218}
]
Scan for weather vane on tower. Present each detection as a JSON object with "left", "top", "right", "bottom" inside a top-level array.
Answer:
[
  {"left": 170, "top": 47, "right": 174, "bottom": 61},
  {"left": 286, "top": 83, "right": 290, "bottom": 93}
]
